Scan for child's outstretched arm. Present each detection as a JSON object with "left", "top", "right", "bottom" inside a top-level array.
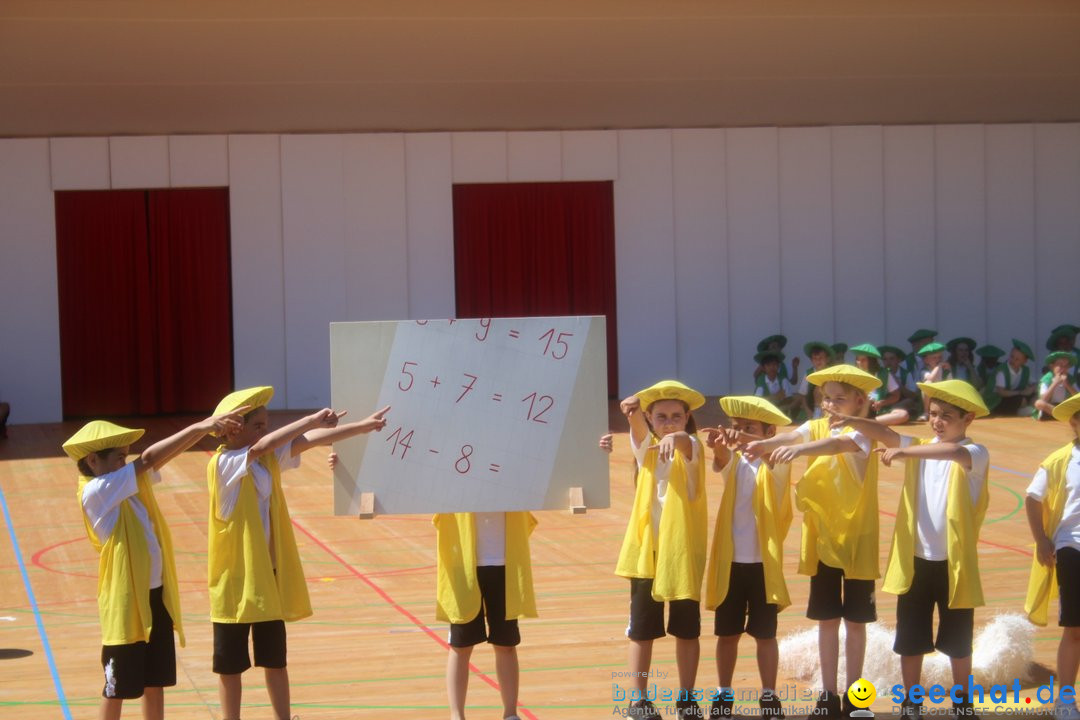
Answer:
[
  {"left": 134, "top": 408, "right": 248, "bottom": 474},
  {"left": 766, "top": 435, "right": 862, "bottom": 466},
  {"left": 598, "top": 434, "right": 613, "bottom": 453},
  {"left": 742, "top": 429, "right": 803, "bottom": 461},
  {"left": 827, "top": 413, "right": 902, "bottom": 448},
  {"left": 875, "top": 442, "right": 973, "bottom": 470},
  {"left": 620, "top": 395, "right": 650, "bottom": 448},
  {"left": 291, "top": 405, "right": 391, "bottom": 455},
  {"left": 248, "top": 408, "right": 343, "bottom": 459}
]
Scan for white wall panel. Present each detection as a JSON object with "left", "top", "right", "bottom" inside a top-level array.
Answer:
[
  {"left": 451, "top": 132, "right": 507, "bottom": 183},
  {"left": 614, "top": 130, "right": 676, "bottom": 394},
  {"left": 0, "top": 139, "right": 61, "bottom": 423},
  {"left": 110, "top": 135, "right": 169, "bottom": 189},
  {"left": 1034, "top": 124, "right": 1080, "bottom": 353},
  {"left": 779, "top": 127, "right": 833, "bottom": 361},
  {"left": 405, "top": 133, "right": 455, "bottom": 319},
  {"left": 985, "top": 125, "right": 1036, "bottom": 349},
  {"left": 169, "top": 134, "right": 229, "bottom": 187},
  {"left": 883, "top": 126, "right": 937, "bottom": 346},
  {"left": 934, "top": 125, "right": 987, "bottom": 345},
  {"left": 507, "top": 132, "right": 562, "bottom": 182},
  {"left": 343, "top": 134, "right": 410, "bottom": 320},
  {"left": 672, "top": 129, "right": 727, "bottom": 394},
  {"left": 562, "top": 130, "right": 618, "bottom": 181},
  {"left": 726, "top": 128, "right": 781, "bottom": 392},
  {"left": 832, "top": 126, "right": 885, "bottom": 349},
  {"left": 281, "top": 134, "right": 347, "bottom": 408},
  {"left": 50, "top": 137, "right": 110, "bottom": 190},
  {"left": 227, "top": 134, "right": 287, "bottom": 408}
]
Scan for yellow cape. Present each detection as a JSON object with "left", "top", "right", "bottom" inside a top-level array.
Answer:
[
  {"left": 207, "top": 447, "right": 312, "bottom": 623},
  {"left": 615, "top": 435, "right": 708, "bottom": 601},
  {"left": 433, "top": 512, "right": 537, "bottom": 624},
  {"left": 78, "top": 470, "right": 184, "bottom": 647},
  {"left": 1024, "top": 443, "right": 1074, "bottom": 625},
  {"left": 882, "top": 438, "right": 988, "bottom": 608},
  {"left": 795, "top": 418, "right": 880, "bottom": 580},
  {"left": 705, "top": 454, "right": 792, "bottom": 610}
]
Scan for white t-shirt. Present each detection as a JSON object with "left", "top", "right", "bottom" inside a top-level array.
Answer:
[
  {"left": 474, "top": 512, "right": 506, "bottom": 566},
  {"left": 215, "top": 442, "right": 301, "bottom": 556},
  {"left": 794, "top": 421, "right": 872, "bottom": 481},
  {"left": 996, "top": 364, "right": 1028, "bottom": 390},
  {"left": 1040, "top": 376, "right": 1070, "bottom": 405},
  {"left": 755, "top": 375, "right": 791, "bottom": 397},
  {"left": 953, "top": 364, "right": 975, "bottom": 383},
  {"left": 899, "top": 436, "right": 989, "bottom": 561},
  {"left": 795, "top": 376, "right": 824, "bottom": 418},
  {"left": 81, "top": 463, "right": 164, "bottom": 589},
  {"left": 630, "top": 432, "right": 701, "bottom": 538},
  {"left": 1026, "top": 445, "right": 1080, "bottom": 552},
  {"left": 722, "top": 454, "right": 791, "bottom": 563}
]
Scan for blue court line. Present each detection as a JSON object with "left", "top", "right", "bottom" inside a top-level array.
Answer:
[
  {"left": 0, "top": 484, "right": 73, "bottom": 720},
  {"left": 991, "top": 463, "right": 1031, "bottom": 479}
]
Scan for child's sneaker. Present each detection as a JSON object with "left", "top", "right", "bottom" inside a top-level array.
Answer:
[
  {"left": 809, "top": 691, "right": 842, "bottom": 720},
  {"left": 710, "top": 695, "right": 734, "bottom": 718},
  {"left": 952, "top": 701, "right": 980, "bottom": 719},
  {"left": 899, "top": 700, "right": 923, "bottom": 719},
  {"left": 676, "top": 698, "right": 706, "bottom": 719},
  {"left": 760, "top": 690, "right": 785, "bottom": 720},
  {"left": 1054, "top": 701, "right": 1080, "bottom": 720},
  {"left": 628, "top": 699, "right": 663, "bottom": 720}
]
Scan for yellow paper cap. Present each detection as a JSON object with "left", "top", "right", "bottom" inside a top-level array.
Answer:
[
  {"left": 916, "top": 380, "right": 990, "bottom": 418},
  {"left": 62, "top": 420, "right": 144, "bottom": 461},
  {"left": 719, "top": 396, "right": 791, "bottom": 427},
  {"left": 213, "top": 386, "right": 274, "bottom": 417},
  {"left": 635, "top": 380, "right": 705, "bottom": 412},
  {"left": 805, "top": 364, "right": 882, "bottom": 393},
  {"left": 1052, "top": 392, "right": 1080, "bottom": 423}
]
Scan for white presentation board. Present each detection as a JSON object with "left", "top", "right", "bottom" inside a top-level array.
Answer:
[{"left": 330, "top": 316, "right": 610, "bottom": 515}]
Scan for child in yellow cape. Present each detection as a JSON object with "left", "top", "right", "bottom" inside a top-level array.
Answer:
[
  {"left": 64, "top": 410, "right": 246, "bottom": 720},
  {"left": 615, "top": 380, "right": 708, "bottom": 720},
  {"left": 743, "top": 365, "right": 882, "bottom": 720},
  {"left": 1024, "top": 391, "right": 1080, "bottom": 720},
  {"left": 835, "top": 380, "right": 991, "bottom": 719},
  {"left": 207, "top": 386, "right": 388, "bottom": 720},
  {"left": 699, "top": 396, "right": 792, "bottom": 720}
]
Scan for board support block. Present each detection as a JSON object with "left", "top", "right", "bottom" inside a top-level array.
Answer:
[
  {"left": 569, "top": 486, "right": 586, "bottom": 514},
  {"left": 357, "top": 492, "right": 376, "bottom": 519}
]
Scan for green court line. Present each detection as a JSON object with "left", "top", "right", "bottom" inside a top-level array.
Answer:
[{"left": 985, "top": 480, "right": 1024, "bottom": 525}]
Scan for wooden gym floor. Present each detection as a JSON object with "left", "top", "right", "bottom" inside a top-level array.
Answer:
[{"left": 0, "top": 406, "right": 1072, "bottom": 719}]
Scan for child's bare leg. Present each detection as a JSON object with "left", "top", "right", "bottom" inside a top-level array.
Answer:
[
  {"left": 99, "top": 698, "right": 123, "bottom": 720},
  {"left": 141, "top": 687, "right": 164, "bottom": 720},
  {"left": 875, "top": 409, "right": 910, "bottom": 426},
  {"left": 1060, "top": 627, "right": 1080, "bottom": 690},
  {"left": 949, "top": 655, "right": 972, "bottom": 690},
  {"left": 675, "top": 637, "right": 700, "bottom": 695},
  {"left": 844, "top": 620, "right": 867, "bottom": 688},
  {"left": 447, "top": 644, "right": 473, "bottom": 720},
  {"left": 900, "top": 655, "right": 923, "bottom": 695},
  {"left": 265, "top": 666, "right": 290, "bottom": 720},
  {"left": 818, "top": 619, "right": 841, "bottom": 694},
  {"left": 756, "top": 637, "right": 779, "bottom": 690},
  {"left": 218, "top": 673, "right": 242, "bottom": 720},
  {"left": 716, "top": 634, "right": 740, "bottom": 688},
  {"left": 629, "top": 639, "right": 653, "bottom": 693},
  {"left": 493, "top": 644, "right": 520, "bottom": 719}
]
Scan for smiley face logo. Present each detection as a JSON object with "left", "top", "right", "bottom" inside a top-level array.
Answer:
[{"left": 847, "top": 678, "right": 876, "bottom": 709}]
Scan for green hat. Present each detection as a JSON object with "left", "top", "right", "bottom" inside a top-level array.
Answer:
[
  {"left": 878, "top": 345, "right": 906, "bottom": 359},
  {"left": 976, "top": 345, "right": 1005, "bottom": 359},
  {"left": 1047, "top": 325, "right": 1080, "bottom": 351},
  {"left": 1046, "top": 351, "right": 1076, "bottom": 368},
  {"left": 831, "top": 343, "right": 848, "bottom": 357},
  {"left": 917, "top": 342, "right": 947, "bottom": 357},
  {"left": 850, "top": 343, "right": 882, "bottom": 359},
  {"left": 907, "top": 328, "right": 938, "bottom": 344},
  {"left": 755, "top": 350, "right": 785, "bottom": 365},
  {"left": 947, "top": 337, "right": 977, "bottom": 354},
  {"left": 1011, "top": 339, "right": 1034, "bottom": 360},
  {"left": 756, "top": 334, "right": 788, "bottom": 353},
  {"left": 803, "top": 341, "right": 835, "bottom": 360}
]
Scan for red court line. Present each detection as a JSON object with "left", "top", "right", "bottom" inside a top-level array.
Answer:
[
  {"left": 291, "top": 519, "right": 540, "bottom": 720},
  {"left": 877, "top": 508, "right": 1032, "bottom": 558}
]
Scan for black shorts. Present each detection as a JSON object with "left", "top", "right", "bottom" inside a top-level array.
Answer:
[
  {"left": 213, "top": 619, "right": 287, "bottom": 674},
  {"left": 448, "top": 565, "right": 521, "bottom": 648},
  {"left": 713, "top": 562, "right": 779, "bottom": 640},
  {"left": 806, "top": 561, "right": 876, "bottom": 623},
  {"left": 893, "top": 557, "right": 974, "bottom": 658},
  {"left": 1057, "top": 547, "right": 1080, "bottom": 627},
  {"left": 627, "top": 577, "right": 701, "bottom": 641},
  {"left": 100, "top": 586, "right": 176, "bottom": 699}
]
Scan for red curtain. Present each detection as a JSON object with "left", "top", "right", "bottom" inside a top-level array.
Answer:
[
  {"left": 453, "top": 181, "right": 618, "bottom": 394},
  {"left": 55, "top": 188, "right": 233, "bottom": 418}
]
